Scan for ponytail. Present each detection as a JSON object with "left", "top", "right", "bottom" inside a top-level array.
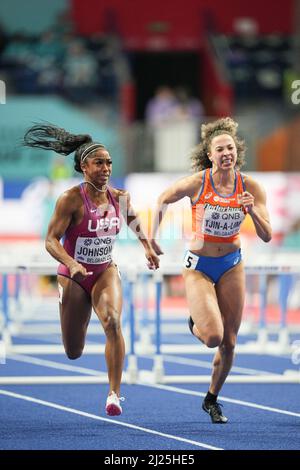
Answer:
[
  {"left": 23, "top": 123, "right": 107, "bottom": 173},
  {"left": 23, "top": 123, "right": 92, "bottom": 156}
]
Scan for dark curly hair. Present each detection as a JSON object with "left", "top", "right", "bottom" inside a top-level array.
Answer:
[
  {"left": 191, "top": 117, "right": 246, "bottom": 171},
  {"left": 23, "top": 123, "right": 107, "bottom": 173}
]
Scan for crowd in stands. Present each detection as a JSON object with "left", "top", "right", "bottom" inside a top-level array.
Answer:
[
  {"left": 214, "top": 33, "right": 294, "bottom": 101},
  {"left": 0, "top": 18, "right": 130, "bottom": 104}
]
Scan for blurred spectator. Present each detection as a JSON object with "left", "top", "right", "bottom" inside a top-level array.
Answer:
[
  {"left": 50, "top": 155, "right": 73, "bottom": 180},
  {"left": 145, "top": 86, "right": 203, "bottom": 172},
  {"left": 145, "top": 86, "right": 178, "bottom": 127},
  {"left": 1, "top": 32, "right": 38, "bottom": 93},
  {"left": 95, "top": 33, "right": 131, "bottom": 101},
  {"left": 32, "top": 30, "right": 64, "bottom": 93},
  {"left": 173, "top": 86, "right": 203, "bottom": 121},
  {"left": 63, "top": 40, "right": 99, "bottom": 103},
  {"left": 34, "top": 30, "right": 64, "bottom": 62},
  {"left": 1, "top": 32, "right": 32, "bottom": 66}
]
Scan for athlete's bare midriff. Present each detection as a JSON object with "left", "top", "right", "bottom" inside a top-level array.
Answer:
[{"left": 189, "top": 238, "right": 241, "bottom": 257}]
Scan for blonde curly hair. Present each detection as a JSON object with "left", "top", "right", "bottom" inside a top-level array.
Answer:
[{"left": 191, "top": 117, "right": 246, "bottom": 171}]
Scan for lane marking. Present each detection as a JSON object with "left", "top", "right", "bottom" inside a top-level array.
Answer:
[
  {"left": 142, "top": 354, "right": 278, "bottom": 376},
  {"left": 5, "top": 355, "right": 300, "bottom": 417},
  {"left": 0, "top": 389, "right": 222, "bottom": 451},
  {"left": 145, "top": 384, "right": 300, "bottom": 418},
  {"left": 8, "top": 354, "right": 105, "bottom": 376},
  {"left": 9, "top": 350, "right": 280, "bottom": 377}
]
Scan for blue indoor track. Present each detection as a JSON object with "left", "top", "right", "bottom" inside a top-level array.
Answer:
[{"left": 1, "top": 324, "right": 299, "bottom": 451}]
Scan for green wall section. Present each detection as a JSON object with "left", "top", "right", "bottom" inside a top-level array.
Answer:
[
  {"left": 0, "top": 0, "right": 68, "bottom": 34},
  {"left": 0, "top": 96, "right": 124, "bottom": 179}
]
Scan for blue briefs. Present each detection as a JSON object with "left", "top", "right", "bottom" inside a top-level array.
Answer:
[{"left": 183, "top": 249, "right": 242, "bottom": 284}]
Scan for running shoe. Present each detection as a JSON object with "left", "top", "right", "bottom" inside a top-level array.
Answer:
[
  {"left": 202, "top": 400, "right": 228, "bottom": 423},
  {"left": 105, "top": 391, "right": 125, "bottom": 416}
]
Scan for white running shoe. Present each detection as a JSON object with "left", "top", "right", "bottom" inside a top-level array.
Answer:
[{"left": 105, "top": 391, "right": 125, "bottom": 416}]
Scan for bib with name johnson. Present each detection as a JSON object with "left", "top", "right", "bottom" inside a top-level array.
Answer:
[
  {"left": 61, "top": 184, "right": 121, "bottom": 268},
  {"left": 75, "top": 233, "right": 116, "bottom": 265}
]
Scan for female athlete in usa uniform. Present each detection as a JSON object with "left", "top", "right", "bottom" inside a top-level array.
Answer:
[
  {"left": 151, "top": 117, "right": 272, "bottom": 423},
  {"left": 24, "top": 123, "right": 159, "bottom": 416}
]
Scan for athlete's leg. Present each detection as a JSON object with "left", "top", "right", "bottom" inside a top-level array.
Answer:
[
  {"left": 57, "top": 275, "right": 92, "bottom": 359},
  {"left": 183, "top": 269, "right": 223, "bottom": 348},
  {"left": 91, "top": 264, "right": 125, "bottom": 396},
  {"left": 209, "top": 262, "right": 245, "bottom": 395}
]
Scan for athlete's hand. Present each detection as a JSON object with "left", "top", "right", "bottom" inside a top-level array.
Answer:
[
  {"left": 238, "top": 191, "right": 255, "bottom": 213},
  {"left": 68, "top": 261, "right": 93, "bottom": 279},
  {"left": 145, "top": 247, "right": 160, "bottom": 270},
  {"left": 150, "top": 239, "right": 164, "bottom": 256}
]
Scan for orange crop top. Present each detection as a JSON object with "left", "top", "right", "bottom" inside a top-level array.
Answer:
[{"left": 191, "top": 168, "right": 247, "bottom": 243}]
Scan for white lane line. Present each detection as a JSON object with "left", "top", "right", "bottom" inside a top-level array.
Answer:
[
  {"left": 0, "top": 389, "right": 222, "bottom": 451},
  {"left": 145, "top": 384, "right": 300, "bottom": 418},
  {"left": 8, "top": 354, "right": 105, "bottom": 376},
  {"left": 6, "top": 355, "right": 300, "bottom": 417},
  {"left": 141, "top": 354, "right": 278, "bottom": 376},
  {"left": 10, "top": 350, "right": 279, "bottom": 378}
]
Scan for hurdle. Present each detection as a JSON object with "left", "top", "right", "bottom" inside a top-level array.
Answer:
[
  {"left": 0, "top": 263, "right": 300, "bottom": 384},
  {"left": 133, "top": 264, "right": 300, "bottom": 384},
  {"left": 132, "top": 265, "right": 300, "bottom": 384}
]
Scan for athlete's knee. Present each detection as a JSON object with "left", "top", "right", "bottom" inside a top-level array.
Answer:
[
  {"left": 220, "top": 336, "right": 237, "bottom": 354},
  {"left": 204, "top": 334, "right": 223, "bottom": 348},
  {"left": 204, "top": 334, "right": 222, "bottom": 348},
  {"left": 103, "top": 311, "right": 121, "bottom": 336},
  {"left": 65, "top": 347, "right": 83, "bottom": 360}
]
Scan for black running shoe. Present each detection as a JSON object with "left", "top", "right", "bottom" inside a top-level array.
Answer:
[
  {"left": 188, "top": 316, "right": 195, "bottom": 336},
  {"left": 202, "top": 400, "right": 228, "bottom": 424}
]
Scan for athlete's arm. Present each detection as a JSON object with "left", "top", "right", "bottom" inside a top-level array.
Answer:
[
  {"left": 45, "top": 190, "right": 92, "bottom": 277},
  {"left": 117, "top": 189, "right": 160, "bottom": 270},
  {"left": 242, "top": 176, "right": 272, "bottom": 242},
  {"left": 151, "top": 173, "right": 202, "bottom": 254}
]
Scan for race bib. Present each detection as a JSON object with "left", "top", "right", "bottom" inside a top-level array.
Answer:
[
  {"left": 74, "top": 236, "right": 115, "bottom": 265},
  {"left": 201, "top": 204, "right": 245, "bottom": 238},
  {"left": 183, "top": 251, "right": 199, "bottom": 270}
]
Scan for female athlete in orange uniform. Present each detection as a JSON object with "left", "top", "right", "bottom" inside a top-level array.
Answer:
[{"left": 151, "top": 117, "right": 272, "bottom": 423}]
